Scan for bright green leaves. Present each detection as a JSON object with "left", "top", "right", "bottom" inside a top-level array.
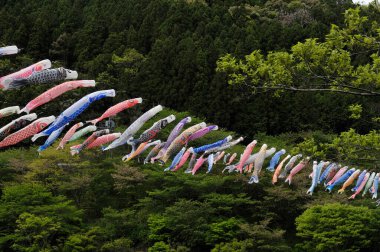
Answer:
[{"left": 217, "top": 8, "right": 380, "bottom": 96}]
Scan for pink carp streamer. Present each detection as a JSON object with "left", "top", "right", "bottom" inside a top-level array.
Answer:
[
  {"left": 0, "top": 60, "right": 51, "bottom": 90},
  {"left": 0, "top": 116, "right": 55, "bottom": 148},
  {"left": 191, "top": 155, "right": 207, "bottom": 175},
  {"left": 70, "top": 129, "right": 109, "bottom": 155},
  {"left": 213, "top": 151, "right": 225, "bottom": 164},
  {"left": 326, "top": 166, "right": 348, "bottom": 186},
  {"left": 349, "top": 173, "right": 370, "bottom": 199},
  {"left": 20, "top": 80, "right": 96, "bottom": 114},
  {"left": 226, "top": 153, "right": 237, "bottom": 165},
  {"left": 236, "top": 140, "right": 257, "bottom": 173},
  {"left": 284, "top": 157, "right": 310, "bottom": 185},
  {"left": 71, "top": 133, "right": 121, "bottom": 150},
  {"left": 87, "top": 98, "right": 142, "bottom": 125},
  {"left": 57, "top": 122, "right": 84, "bottom": 150},
  {"left": 172, "top": 147, "right": 194, "bottom": 171}
]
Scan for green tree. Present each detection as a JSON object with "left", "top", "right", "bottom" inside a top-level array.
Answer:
[{"left": 295, "top": 203, "right": 380, "bottom": 251}]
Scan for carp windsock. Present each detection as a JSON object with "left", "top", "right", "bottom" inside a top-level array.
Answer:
[
  {"left": 351, "top": 170, "right": 367, "bottom": 192},
  {"left": 144, "top": 141, "right": 166, "bottom": 164},
  {"left": 0, "top": 116, "right": 55, "bottom": 148},
  {"left": 38, "top": 125, "right": 68, "bottom": 152},
  {"left": 0, "top": 45, "right": 19, "bottom": 56},
  {"left": 326, "top": 166, "right": 347, "bottom": 186},
  {"left": 285, "top": 157, "right": 310, "bottom": 185},
  {"left": 371, "top": 173, "right": 379, "bottom": 199},
  {"left": 9, "top": 67, "right": 78, "bottom": 89},
  {"left": 192, "top": 136, "right": 232, "bottom": 154},
  {"left": 164, "top": 147, "right": 186, "bottom": 172},
  {"left": 204, "top": 137, "right": 244, "bottom": 154},
  {"left": 57, "top": 122, "right": 84, "bottom": 150},
  {"left": 266, "top": 149, "right": 286, "bottom": 172},
  {"left": 172, "top": 147, "right": 194, "bottom": 172},
  {"left": 0, "top": 59, "right": 51, "bottom": 90},
  {"left": 337, "top": 169, "right": 360, "bottom": 194},
  {"left": 187, "top": 125, "right": 218, "bottom": 142},
  {"left": 349, "top": 173, "right": 369, "bottom": 199},
  {"left": 71, "top": 133, "right": 122, "bottom": 150},
  {"left": 272, "top": 155, "right": 291, "bottom": 184},
  {"left": 0, "top": 106, "right": 20, "bottom": 118},
  {"left": 235, "top": 140, "right": 257, "bottom": 173},
  {"left": 250, "top": 144, "right": 268, "bottom": 182},
  {"left": 69, "top": 125, "right": 97, "bottom": 142},
  {"left": 362, "top": 172, "right": 376, "bottom": 197},
  {"left": 306, "top": 161, "right": 320, "bottom": 195},
  {"left": 20, "top": 80, "right": 96, "bottom": 114},
  {"left": 87, "top": 98, "right": 142, "bottom": 125},
  {"left": 151, "top": 117, "right": 191, "bottom": 163},
  {"left": 70, "top": 129, "right": 110, "bottom": 155},
  {"left": 0, "top": 113, "right": 37, "bottom": 141},
  {"left": 104, "top": 105, "right": 163, "bottom": 151},
  {"left": 32, "top": 89, "right": 115, "bottom": 141},
  {"left": 326, "top": 168, "right": 356, "bottom": 193},
  {"left": 160, "top": 122, "right": 206, "bottom": 163},
  {"left": 279, "top": 154, "right": 302, "bottom": 179}
]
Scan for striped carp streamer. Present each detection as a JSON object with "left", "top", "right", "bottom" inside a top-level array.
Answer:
[
  {"left": 57, "top": 122, "right": 84, "bottom": 150},
  {"left": 159, "top": 122, "right": 206, "bottom": 163},
  {"left": 0, "top": 45, "right": 19, "bottom": 56},
  {"left": 151, "top": 117, "right": 192, "bottom": 163},
  {"left": 0, "top": 106, "right": 20, "bottom": 118},
  {"left": 0, "top": 59, "right": 51, "bottom": 90},
  {"left": 87, "top": 98, "right": 142, "bottom": 125},
  {"left": 0, "top": 116, "right": 55, "bottom": 148},
  {"left": 266, "top": 149, "right": 286, "bottom": 172},
  {"left": 0, "top": 113, "right": 37, "bottom": 141},
  {"left": 32, "top": 90, "right": 115, "bottom": 141},
  {"left": 337, "top": 169, "right": 360, "bottom": 194},
  {"left": 236, "top": 140, "right": 257, "bottom": 173},
  {"left": 70, "top": 129, "right": 110, "bottom": 155},
  {"left": 284, "top": 157, "right": 310, "bottom": 185},
  {"left": 104, "top": 105, "right": 163, "bottom": 151},
  {"left": 69, "top": 125, "right": 97, "bottom": 142},
  {"left": 144, "top": 142, "right": 166, "bottom": 164},
  {"left": 20, "top": 80, "right": 96, "bottom": 114}
]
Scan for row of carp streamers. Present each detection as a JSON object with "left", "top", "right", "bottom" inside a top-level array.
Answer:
[{"left": 0, "top": 46, "right": 379, "bottom": 205}]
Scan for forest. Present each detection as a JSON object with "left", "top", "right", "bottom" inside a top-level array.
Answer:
[{"left": 0, "top": 0, "right": 379, "bottom": 251}]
